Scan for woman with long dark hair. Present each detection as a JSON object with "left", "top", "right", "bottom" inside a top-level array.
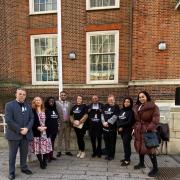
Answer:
[
  {"left": 117, "top": 97, "right": 134, "bottom": 166},
  {"left": 133, "top": 91, "right": 160, "bottom": 177},
  {"left": 45, "top": 97, "right": 59, "bottom": 162}
]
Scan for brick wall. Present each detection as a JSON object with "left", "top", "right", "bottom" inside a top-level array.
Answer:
[
  {"left": 132, "top": 0, "right": 180, "bottom": 80},
  {"left": 0, "top": 0, "right": 179, "bottom": 114}
]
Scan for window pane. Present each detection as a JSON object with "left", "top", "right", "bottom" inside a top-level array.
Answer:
[
  {"left": 35, "top": 56, "right": 58, "bottom": 82},
  {"left": 97, "top": 0, "right": 103, "bottom": 7},
  {"left": 89, "top": 33, "right": 116, "bottom": 82},
  {"left": 52, "top": 3, "right": 57, "bottom": 10},
  {"left": 40, "top": 3, "right": 45, "bottom": 11},
  {"left": 90, "top": 0, "right": 96, "bottom": 7},
  {"left": 33, "top": 0, "right": 57, "bottom": 12},
  {"left": 34, "top": 36, "right": 58, "bottom": 82},
  {"left": 46, "top": 3, "right": 52, "bottom": 11},
  {"left": 109, "top": 0, "right": 115, "bottom": 6},
  {"left": 103, "top": 0, "right": 109, "bottom": 6},
  {"left": 90, "top": 0, "right": 116, "bottom": 8}
]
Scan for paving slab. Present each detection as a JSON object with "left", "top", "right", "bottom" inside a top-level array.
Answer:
[{"left": 0, "top": 150, "right": 180, "bottom": 180}]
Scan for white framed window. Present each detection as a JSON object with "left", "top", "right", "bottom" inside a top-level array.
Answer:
[
  {"left": 86, "top": 0, "right": 120, "bottom": 10},
  {"left": 29, "top": 0, "right": 57, "bottom": 15},
  {"left": 31, "top": 34, "right": 58, "bottom": 85},
  {"left": 86, "top": 30, "right": 119, "bottom": 84}
]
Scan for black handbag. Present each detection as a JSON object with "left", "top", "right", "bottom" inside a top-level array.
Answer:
[{"left": 144, "top": 132, "right": 159, "bottom": 148}]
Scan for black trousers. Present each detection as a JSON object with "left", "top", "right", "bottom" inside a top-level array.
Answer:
[
  {"left": 74, "top": 127, "right": 86, "bottom": 151},
  {"left": 8, "top": 137, "right": 29, "bottom": 175},
  {"left": 90, "top": 135, "right": 102, "bottom": 155},
  {"left": 121, "top": 131, "right": 132, "bottom": 161},
  {"left": 48, "top": 133, "right": 57, "bottom": 158},
  {"left": 103, "top": 130, "right": 117, "bottom": 158}
]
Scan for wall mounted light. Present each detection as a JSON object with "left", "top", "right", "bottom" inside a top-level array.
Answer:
[
  {"left": 68, "top": 52, "right": 76, "bottom": 60},
  {"left": 158, "top": 42, "right": 167, "bottom": 51}
]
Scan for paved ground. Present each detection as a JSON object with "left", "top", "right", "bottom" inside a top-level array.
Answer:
[{"left": 0, "top": 150, "right": 180, "bottom": 180}]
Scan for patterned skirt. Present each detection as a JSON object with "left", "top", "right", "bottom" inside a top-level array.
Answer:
[{"left": 29, "top": 137, "right": 52, "bottom": 155}]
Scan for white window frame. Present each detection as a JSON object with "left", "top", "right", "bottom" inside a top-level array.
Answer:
[
  {"left": 86, "top": 0, "right": 120, "bottom": 10},
  {"left": 31, "top": 34, "right": 58, "bottom": 85},
  {"left": 86, "top": 30, "right": 119, "bottom": 84},
  {"left": 29, "top": 0, "right": 57, "bottom": 15}
]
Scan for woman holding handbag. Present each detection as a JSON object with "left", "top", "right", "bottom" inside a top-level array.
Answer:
[
  {"left": 70, "top": 95, "right": 88, "bottom": 159},
  {"left": 133, "top": 91, "right": 160, "bottom": 177}
]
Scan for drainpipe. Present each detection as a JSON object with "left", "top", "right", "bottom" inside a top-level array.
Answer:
[
  {"left": 128, "top": 0, "right": 134, "bottom": 95},
  {"left": 57, "top": 0, "right": 63, "bottom": 94}
]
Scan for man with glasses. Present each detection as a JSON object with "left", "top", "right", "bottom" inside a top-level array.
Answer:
[{"left": 56, "top": 91, "right": 73, "bottom": 157}]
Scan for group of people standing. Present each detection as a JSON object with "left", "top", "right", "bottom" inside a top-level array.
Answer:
[{"left": 5, "top": 88, "right": 160, "bottom": 179}]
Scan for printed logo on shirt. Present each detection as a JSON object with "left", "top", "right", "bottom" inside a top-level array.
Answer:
[
  {"left": 51, "top": 111, "right": 58, "bottom": 118},
  {"left": 119, "top": 112, "right": 126, "bottom": 119},
  {"left": 104, "top": 108, "right": 113, "bottom": 115},
  {"left": 73, "top": 107, "right": 81, "bottom": 114}
]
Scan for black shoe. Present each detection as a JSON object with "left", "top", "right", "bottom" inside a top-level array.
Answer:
[
  {"left": 105, "top": 156, "right": 109, "bottom": 160},
  {"left": 65, "top": 152, "right": 73, "bottom": 156},
  {"left": 8, "top": 174, "right": 15, "bottom": 180},
  {"left": 51, "top": 157, "right": 57, "bottom": 160},
  {"left": 121, "top": 161, "right": 130, "bottom": 166},
  {"left": 108, "top": 157, "right": 114, "bottom": 161},
  {"left": 148, "top": 168, "right": 159, "bottom": 177},
  {"left": 134, "top": 163, "right": 146, "bottom": 169},
  {"left": 120, "top": 159, "right": 125, "bottom": 163},
  {"left": 21, "top": 169, "right": 33, "bottom": 175},
  {"left": 97, "top": 154, "right": 101, "bottom": 158},
  {"left": 56, "top": 152, "right": 62, "bottom": 157},
  {"left": 40, "top": 163, "right": 46, "bottom": 169},
  {"left": 91, "top": 153, "right": 96, "bottom": 158},
  {"left": 48, "top": 158, "right": 52, "bottom": 163}
]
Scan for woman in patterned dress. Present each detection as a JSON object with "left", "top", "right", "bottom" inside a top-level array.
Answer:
[{"left": 29, "top": 97, "right": 52, "bottom": 169}]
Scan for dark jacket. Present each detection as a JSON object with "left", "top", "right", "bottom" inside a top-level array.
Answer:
[
  {"left": 5, "top": 100, "right": 34, "bottom": 141},
  {"left": 133, "top": 102, "right": 160, "bottom": 154},
  {"left": 117, "top": 107, "right": 134, "bottom": 133}
]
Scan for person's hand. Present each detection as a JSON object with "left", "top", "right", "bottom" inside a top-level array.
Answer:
[
  {"left": 37, "top": 126, "right": 43, "bottom": 132},
  {"left": 42, "top": 126, "right": 47, "bottom": 131},
  {"left": 103, "top": 122, "right": 108, "bottom": 127},
  {"left": 73, "top": 120, "right": 80, "bottom": 126},
  {"left": 118, "top": 128, "right": 123, "bottom": 132},
  {"left": 20, "top": 128, "right": 28, "bottom": 135}
]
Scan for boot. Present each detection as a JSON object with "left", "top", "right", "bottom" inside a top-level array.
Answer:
[
  {"left": 134, "top": 154, "right": 146, "bottom": 169},
  {"left": 37, "top": 154, "right": 46, "bottom": 169},
  {"left": 148, "top": 154, "right": 159, "bottom": 177},
  {"left": 43, "top": 154, "right": 47, "bottom": 167}
]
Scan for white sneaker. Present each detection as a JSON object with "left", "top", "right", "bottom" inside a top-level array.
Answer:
[
  {"left": 80, "top": 152, "right": 85, "bottom": 159},
  {"left": 77, "top": 151, "right": 81, "bottom": 158}
]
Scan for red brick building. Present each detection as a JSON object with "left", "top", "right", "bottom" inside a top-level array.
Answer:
[{"left": 0, "top": 0, "right": 180, "bottom": 110}]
